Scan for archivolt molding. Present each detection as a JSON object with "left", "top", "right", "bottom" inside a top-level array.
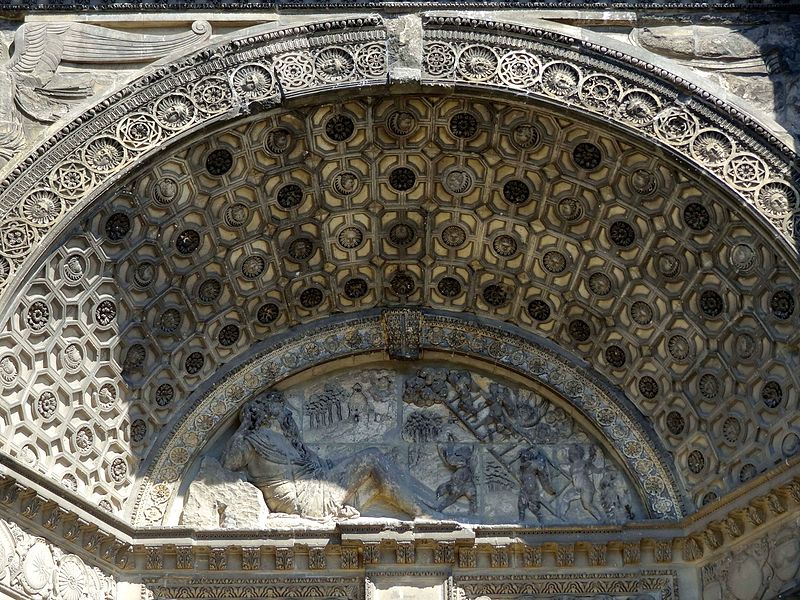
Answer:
[
  {"left": 0, "top": 14, "right": 799, "bottom": 303},
  {"left": 133, "top": 310, "right": 684, "bottom": 527},
  {"left": 0, "top": 16, "right": 389, "bottom": 299}
]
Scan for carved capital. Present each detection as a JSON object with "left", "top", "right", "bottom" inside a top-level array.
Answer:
[
  {"left": 522, "top": 545, "right": 542, "bottom": 568},
  {"left": 0, "top": 482, "right": 23, "bottom": 505},
  {"left": 176, "top": 546, "right": 194, "bottom": 570},
  {"left": 42, "top": 506, "right": 66, "bottom": 530},
  {"left": 490, "top": 545, "right": 509, "bottom": 568},
  {"left": 146, "top": 546, "right": 163, "bottom": 570},
  {"left": 589, "top": 544, "right": 607, "bottom": 567},
  {"left": 746, "top": 504, "right": 765, "bottom": 526},
  {"left": 434, "top": 542, "right": 455, "bottom": 564},
  {"left": 787, "top": 480, "right": 800, "bottom": 504},
  {"left": 556, "top": 544, "right": 575, "bottom": 567},
  {"left": 396, "top": 541, "right": 415, "bottom": 564},
  {"left": 208, "top": 547, "right": 227, "bottom": 571},
  {"left": 242, "top": 547, "right": 260, "bottom": 570},
  {"left": 363, "top": 542, "right": 381, "bottom": 565},
  {"left": 341, "top": 547, "right": 359, "bottom": 569},
  {"left": 21, "top": 494, "right": 43, "bottom": 518},
  {"left": 722, "top": 516, "right": 743, "bottom": 538},
  {"left": 681, "top": 537, "right": 703, "bottom": 562},
  {"left": 459, "top": 546, "right": 477, "bottom": 569},
  {"left": 702, "top": 528, "right": 723, "bottom": 550},
  {"left": 82, "top": 528, "right": 102, "bottom": 552},
  {"left": 115, "top": 544, "right": 132, "bottom": 569},
  {"left": 276, "top": 547, "right": 294, "bottom": 570},
  {"left": 764, "top": 492, "right": 786, "bottom": 515},
  {"left": 63, "top": 518, "right": 84, "bottom": 541},
  {"left": 654, "top": 539, "right": 673, "bottom": 563},
  {"left": 622, "top": 541, "right": 641, "bottom": 565},
  {"left": 309, "top": 547, "right": 326, "bottom": 570}
]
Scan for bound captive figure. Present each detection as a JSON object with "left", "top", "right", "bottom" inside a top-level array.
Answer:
[{"left": 223, "top": 391, "right": 433, "bottom": 519}]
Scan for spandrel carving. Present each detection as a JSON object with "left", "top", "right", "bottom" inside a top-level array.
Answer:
[
  {"left": 182, "top": 365, "right": 642, "bottom": 526},
  {"left": 0, "top": 20, "right": 212, "bottom": 160},
  {"left": 629, "top": 22, "right": 800, "bottom": 146},
  {"left": 702, "top": 518, "right": 800, "bottom": 600}
]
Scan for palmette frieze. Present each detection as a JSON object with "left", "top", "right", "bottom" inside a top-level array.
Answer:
[
  {"left": 453, "top": 571, "right": 678, "bottom": 599},
  {"left": 149, "top": 575, "right": 364, "bottom": 600}
]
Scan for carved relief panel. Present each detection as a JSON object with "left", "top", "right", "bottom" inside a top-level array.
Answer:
[{"left": 180, "top": 364, "right": 642, "bottom": 526}]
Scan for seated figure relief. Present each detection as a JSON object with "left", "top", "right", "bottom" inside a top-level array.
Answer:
[{"left": 183, "top": 366, "right": 640, "bottom": 527}]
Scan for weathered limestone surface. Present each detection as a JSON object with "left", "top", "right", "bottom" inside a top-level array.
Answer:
[
  {"left": 627, "top": 21, "right": 800, "bottom": 151},
  {"left": 182, "top": 368, "right": 641, "bottom": 527},
  {"left": 0, "top": 5, "right": 798, "bottom": 600},
  {"left": 701, "top": 516, "right": 800, "bottom": 599},
  {"left": 1, "top": 11, "right": 799, "bottom": 169},
  {"left": 180, "top": 456, "right": 270, "bottom": 529}
]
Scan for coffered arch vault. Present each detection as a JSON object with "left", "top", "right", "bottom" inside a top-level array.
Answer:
[{"left": 0, "top": 15, "right": 798, "bottom": 530}]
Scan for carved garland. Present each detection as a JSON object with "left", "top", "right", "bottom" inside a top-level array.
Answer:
[
  {"left": 1, "top": 16, "right": 799, "bottom": 303},
  {"left": 132, "top": 311, "right": 684, "bottom": 527}
]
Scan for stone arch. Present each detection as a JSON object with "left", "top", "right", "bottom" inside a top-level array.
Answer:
[
  {"left": 0, "top": 14, "right": 798, "bottom": 535},
  {"left": 132, "top": 310, "right": 685, "bottom": 526},
  {"left": 0, "top": 14, "right": 799, "bottom": 306}
]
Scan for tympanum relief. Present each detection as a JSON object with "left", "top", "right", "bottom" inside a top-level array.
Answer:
[{"left": 182, "top": 366, "right": 641, "bottom": 527}]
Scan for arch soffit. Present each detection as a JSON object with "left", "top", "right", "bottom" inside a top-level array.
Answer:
[
  {"left": 0, "top": 14, "right": 799, "bottom": 302},
  {"left": 132, "top": 309, "right": 686, "bottom": 527}
]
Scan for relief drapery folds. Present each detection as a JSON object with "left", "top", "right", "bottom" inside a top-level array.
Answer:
[
  {"left": 0, "top": 20, "right": 212, "bottom": 164},
  {"left": 185, "top": 367, "right": 640, "bottom": 526}
]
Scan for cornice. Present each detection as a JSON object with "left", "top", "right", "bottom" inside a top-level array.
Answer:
[
  {"left": 1, "top": 1, "right": 800, "bottom": 10},
  {"left": 0, "top": 432, "right": 796, "bottom": 577}
]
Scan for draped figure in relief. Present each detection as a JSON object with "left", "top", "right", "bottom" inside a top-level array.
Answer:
[{"left": 223, "top": 391, "right": 431, "bottom": 519}]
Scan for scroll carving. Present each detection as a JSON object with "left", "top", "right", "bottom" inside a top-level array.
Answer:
[
  {"left": 0, "top": 516, "right": 116, "bottom": 599},
  {"left": 701, "top": 518, "right": 800, "bottom": 600},
  {"left": 0, "top": 20, "right": 212, "bottom": 163}
]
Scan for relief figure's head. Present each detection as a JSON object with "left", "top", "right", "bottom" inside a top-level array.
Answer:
[{"left": 239, "top": 391, "right": 287, "bottom": 431}]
